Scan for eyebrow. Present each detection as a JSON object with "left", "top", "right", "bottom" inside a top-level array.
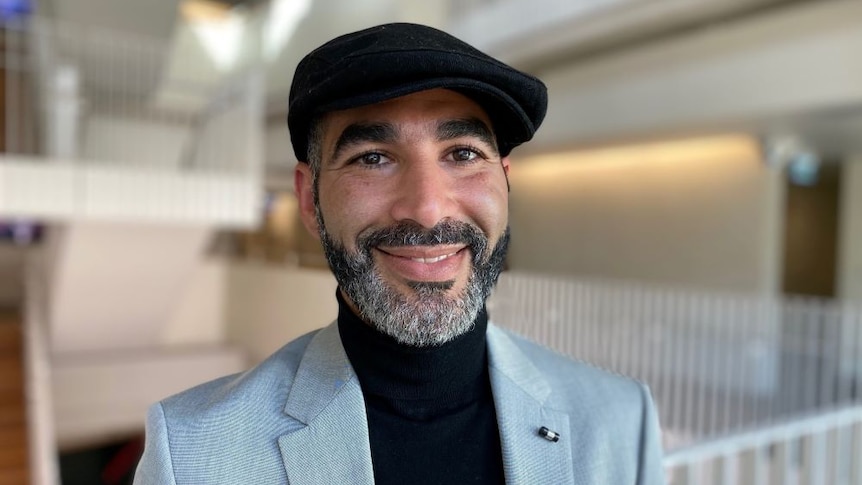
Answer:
[
  {"left": 328, "top": 117, "right": 499, "bottom": 164},
  {"left": 436, "top": 118, "right": 497, "bottom": 153},
  {"left": 331, "top": 122, "right": 398, "bottom": 163}
]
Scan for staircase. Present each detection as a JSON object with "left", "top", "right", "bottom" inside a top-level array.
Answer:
[{"left": 0, "top": 312, "right": 29, "bottom": 485}]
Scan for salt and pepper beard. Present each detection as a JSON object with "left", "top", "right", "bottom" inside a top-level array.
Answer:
[{"left": 315, "top": 205, "right": 510, "bottom": 347}]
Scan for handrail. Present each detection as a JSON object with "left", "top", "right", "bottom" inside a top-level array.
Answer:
[{"left": 663, "top": 404, "right": 862, "bottom": 467}]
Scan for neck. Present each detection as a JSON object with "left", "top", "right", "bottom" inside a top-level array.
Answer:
[{"left": 336, "top": 289, "right": 489, "bottom": 402}]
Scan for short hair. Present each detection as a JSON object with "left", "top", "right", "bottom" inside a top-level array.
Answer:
[{"left": 306, "top": 117, "right": 324, "bottom": 179}]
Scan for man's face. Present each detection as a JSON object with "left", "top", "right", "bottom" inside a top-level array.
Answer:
[{"left": 295, "top": 89, "right": 511, "bottom": 346}]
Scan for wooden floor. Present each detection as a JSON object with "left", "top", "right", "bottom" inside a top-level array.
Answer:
[{"left": 0, "top": 311, "right": 29, "bottom": 485}]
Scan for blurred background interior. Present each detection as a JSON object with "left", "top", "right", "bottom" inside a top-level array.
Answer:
[{"left": 1, "top": 0, "right": 862, "bottom": 483}]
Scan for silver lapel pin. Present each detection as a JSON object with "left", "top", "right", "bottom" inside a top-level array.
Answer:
[{"left": 538, "top": 426, "right": 560, "bottom": 442}]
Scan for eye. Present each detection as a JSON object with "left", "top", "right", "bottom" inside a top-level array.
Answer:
[
  {"left": 352, "top": 152, "right": 389, "bottom": 167},
  {"left": 450, "top": 147, "right": 480, "bottom": 163}
]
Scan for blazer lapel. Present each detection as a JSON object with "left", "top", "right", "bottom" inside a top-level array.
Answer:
[
  {"left": 277, "top": 323, "right": 375, "bottom": 485},
  {"left": 487, "top": 325, "right": 574, "bottom": 485}
]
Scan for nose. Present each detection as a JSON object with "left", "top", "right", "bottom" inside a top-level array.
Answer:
[{"left": 389, "top": 159, "right": 457, "bottom": 229}]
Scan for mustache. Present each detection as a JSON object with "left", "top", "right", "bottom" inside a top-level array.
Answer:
[{"left": 357, "top": 220, "right": 489, "bottom": 264}]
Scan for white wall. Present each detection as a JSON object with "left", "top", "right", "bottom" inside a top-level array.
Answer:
[
  {"left": 48, "top": 222, "right": 212, "bottom": 353},
  {"left": 82, "top": 116, "right": 191, "bottom": 169},
  {"left": 225, "top": 262, "right": 337, "bottom": 364},
  {"left": 509, "top": 135, "right": 784, "bottom": 294},
  {"left": 524, "top": 1, "right": 862, "bottom": 154},
  {"left": 52, "top": 348, "right": 246, "bottom": 450},
  {"left": 191, "top": 72, "right": 264, "bottom": 172},
  {"left": 44, "top": 254, "right": 248, "bottom": 451},
  {"left": 265, "top": 120, "right": 295, "bottom": 170},
  {"left": 160, "top": 258, "right": 228, "bottom": 347},
  {"left": 83, "top": 83, "right": 262, "bottom": 172},
  {"left": 149, "top": 256, "right": 337, "bottom": 363},
  {"left": 838, "top": 156, "right": 862, "bottom": 302}
]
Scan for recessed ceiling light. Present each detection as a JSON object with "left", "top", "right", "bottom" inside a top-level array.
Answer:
[
  {"left": 264, "top": 0, "right": 311, "bottom": 61},
  {"left": 180, "top": 0, "right": 230, "bottom": 22}
]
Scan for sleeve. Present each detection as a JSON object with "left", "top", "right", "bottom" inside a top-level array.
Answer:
[
  {"left": 637, "top": 384, "right": 668, "bottom": 485},
  {"left": 133, "top": 402, "right": 178, "bottom": 485}
]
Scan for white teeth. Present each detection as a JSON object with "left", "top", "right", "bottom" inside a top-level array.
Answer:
[{"left": 410, "top": 252, "right": 457, "bottom": 264}]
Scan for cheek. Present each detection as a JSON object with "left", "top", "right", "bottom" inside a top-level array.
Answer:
[
  {"left": 318, "top": 178, "right": 390, "bottom": 240},
  {"left": 457, "top": 172, "right": 509, "bottom": 233},
  {"left": 319, "top": 168, "right": 509, "bottom": 241}
]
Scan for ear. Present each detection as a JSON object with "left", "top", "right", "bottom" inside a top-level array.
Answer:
[
  {"left": 501, "top": 156, "right": 511, "bottom": 191},
  {"left": 294, "top": 163, "right": 321, "bottom": 240}
]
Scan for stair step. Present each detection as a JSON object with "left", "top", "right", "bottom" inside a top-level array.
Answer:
[
  {"left": 0, "top": 359, "right": 24, "bottom": 393},
  {"left": 0, "top": 400, "right": 26, "bottom": 427},
  {"left": 0, "top": 317, "right": 28, "bottom": 484},
  {"left": 0, "top": 388, "right": 25, "bottom": 405},
  {"left": 0, "top": 426, "right": 27, "bottom": 448},
  {"left": 0, "top": 323, "right": 22, "bottom": 353},
  {"left": 0, "top": 444, "right": 27, "bottom": 469},
  {"left": 0, "top": 467, "right": 29, "bottom": 485},
  {"left": 0, "top": 311, "right": 21, "bottom": 326}
]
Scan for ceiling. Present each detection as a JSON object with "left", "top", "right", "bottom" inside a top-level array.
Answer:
[
  {"left": 34, "top": 0, "right": 862, "bottom": 158},
  {"left": 43, "top": 0, "right": 180, "bottom": 39},
  {"left": 38, "top": 0, "right": 450, "bottom": 115}
]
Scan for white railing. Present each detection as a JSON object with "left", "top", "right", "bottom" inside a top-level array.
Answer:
[
  {"left": 489, "top": 272, "right": 862, "bottom": 449},
  {"left": 1, "top": 16, "right": 261, "bottom": 171},
  {"left": 663, "top": 405, "right": 862, "bottom": 485},
  {"left": 22, "top": 249, "right": 60, "bottom": 485},
  {"left": 0, "top": 17, "right": 263, "bottom": 226}
]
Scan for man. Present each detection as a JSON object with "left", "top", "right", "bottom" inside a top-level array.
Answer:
[{"left": 134, "top": 23, "right": 665, "bottom": 485}]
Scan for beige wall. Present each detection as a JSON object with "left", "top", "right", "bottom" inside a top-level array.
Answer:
[
  {"left": 48, "top": 223, "right": 212, "bottom": 353},
  {"left": 838, "top": 156, "right": 862, "bottom": 302},
  {"left": 158, "top": 257, "right": 338, "bottom": 364},
  {"left": 160, "top": 258, "right": 228, "bottom": 347},
  {"left": 225, "top": 262, "right": 337, "bottom": 364},
  {"left": 52, "top": 348, "right": 246, "bottom": 450},
  {"left": 508, "top": 135, "right": 784, "bottom": 294}
]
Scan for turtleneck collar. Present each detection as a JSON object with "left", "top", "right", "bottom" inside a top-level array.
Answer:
[{"left": 336, "top": 290, "right": 489, "bottom": 403}]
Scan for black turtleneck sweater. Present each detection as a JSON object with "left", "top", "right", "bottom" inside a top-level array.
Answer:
[{"left": 336, "top": 291, "right": 506, "bottom": 485}]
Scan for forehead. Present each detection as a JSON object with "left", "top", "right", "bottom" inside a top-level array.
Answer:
[{"left": 318, "top": 89, "right": 494, "bottom": 144}]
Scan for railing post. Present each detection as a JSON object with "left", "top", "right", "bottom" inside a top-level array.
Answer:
[
  {"left": 850, "top": 422, "right": 862, "bottom": 485},
  {"left": 740, "top": 446, "right": 768, "bottom": 485},
  {"left": 717, "top": 453, "right": 738, "bottom": 485},
  {"left": 46, "top": 63, "right": 79, "bottom": 159},
  {"left": 772, "top": 438, "right": 799, "bottom": 485},
  {"left": 801, "top": 431, "right": 828, "bottom": 485}
]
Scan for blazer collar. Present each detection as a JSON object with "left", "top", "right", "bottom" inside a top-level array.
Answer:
[
  {"left": 487, "top": 324, "right": 575, "bottom": 485},
  {"left": 277, "top": 322, "right": 574, "bottom": 485},
  {"left": 278, "top": 322, "right": 375, "bottom": 485}
]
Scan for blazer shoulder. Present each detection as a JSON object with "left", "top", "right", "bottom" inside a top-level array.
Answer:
[
  {"left": 488, "top": 325, "right": 666, "bottom": 484},
  {"left": 160, "top": 329, "right": 320, "bottom": 421},
  {"left": 489, "top": 324, "right": 649, "bottom": 410},
  {"left": 140, "top": 329, "right": 325, "bottom": 483}
]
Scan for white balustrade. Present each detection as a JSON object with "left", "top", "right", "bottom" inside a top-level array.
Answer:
[
  {"left": 662, "top": 406, "right": 862, "bottom": 485},
  {"left": 489, "top": 272, "right": 862, "bottom": 448}
]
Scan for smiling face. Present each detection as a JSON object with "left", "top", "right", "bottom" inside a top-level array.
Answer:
[{"left": 295, "top": 89, "right": 511, "bottom": 346}]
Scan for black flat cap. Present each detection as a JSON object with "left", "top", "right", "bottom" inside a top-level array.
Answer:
[{"left": 288, "top": 22, "right": 547, "bottom": 162}]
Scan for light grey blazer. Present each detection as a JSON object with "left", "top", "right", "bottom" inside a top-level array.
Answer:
[{"left": 134, "top": 323, "right": 666, "bottom": 484}]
